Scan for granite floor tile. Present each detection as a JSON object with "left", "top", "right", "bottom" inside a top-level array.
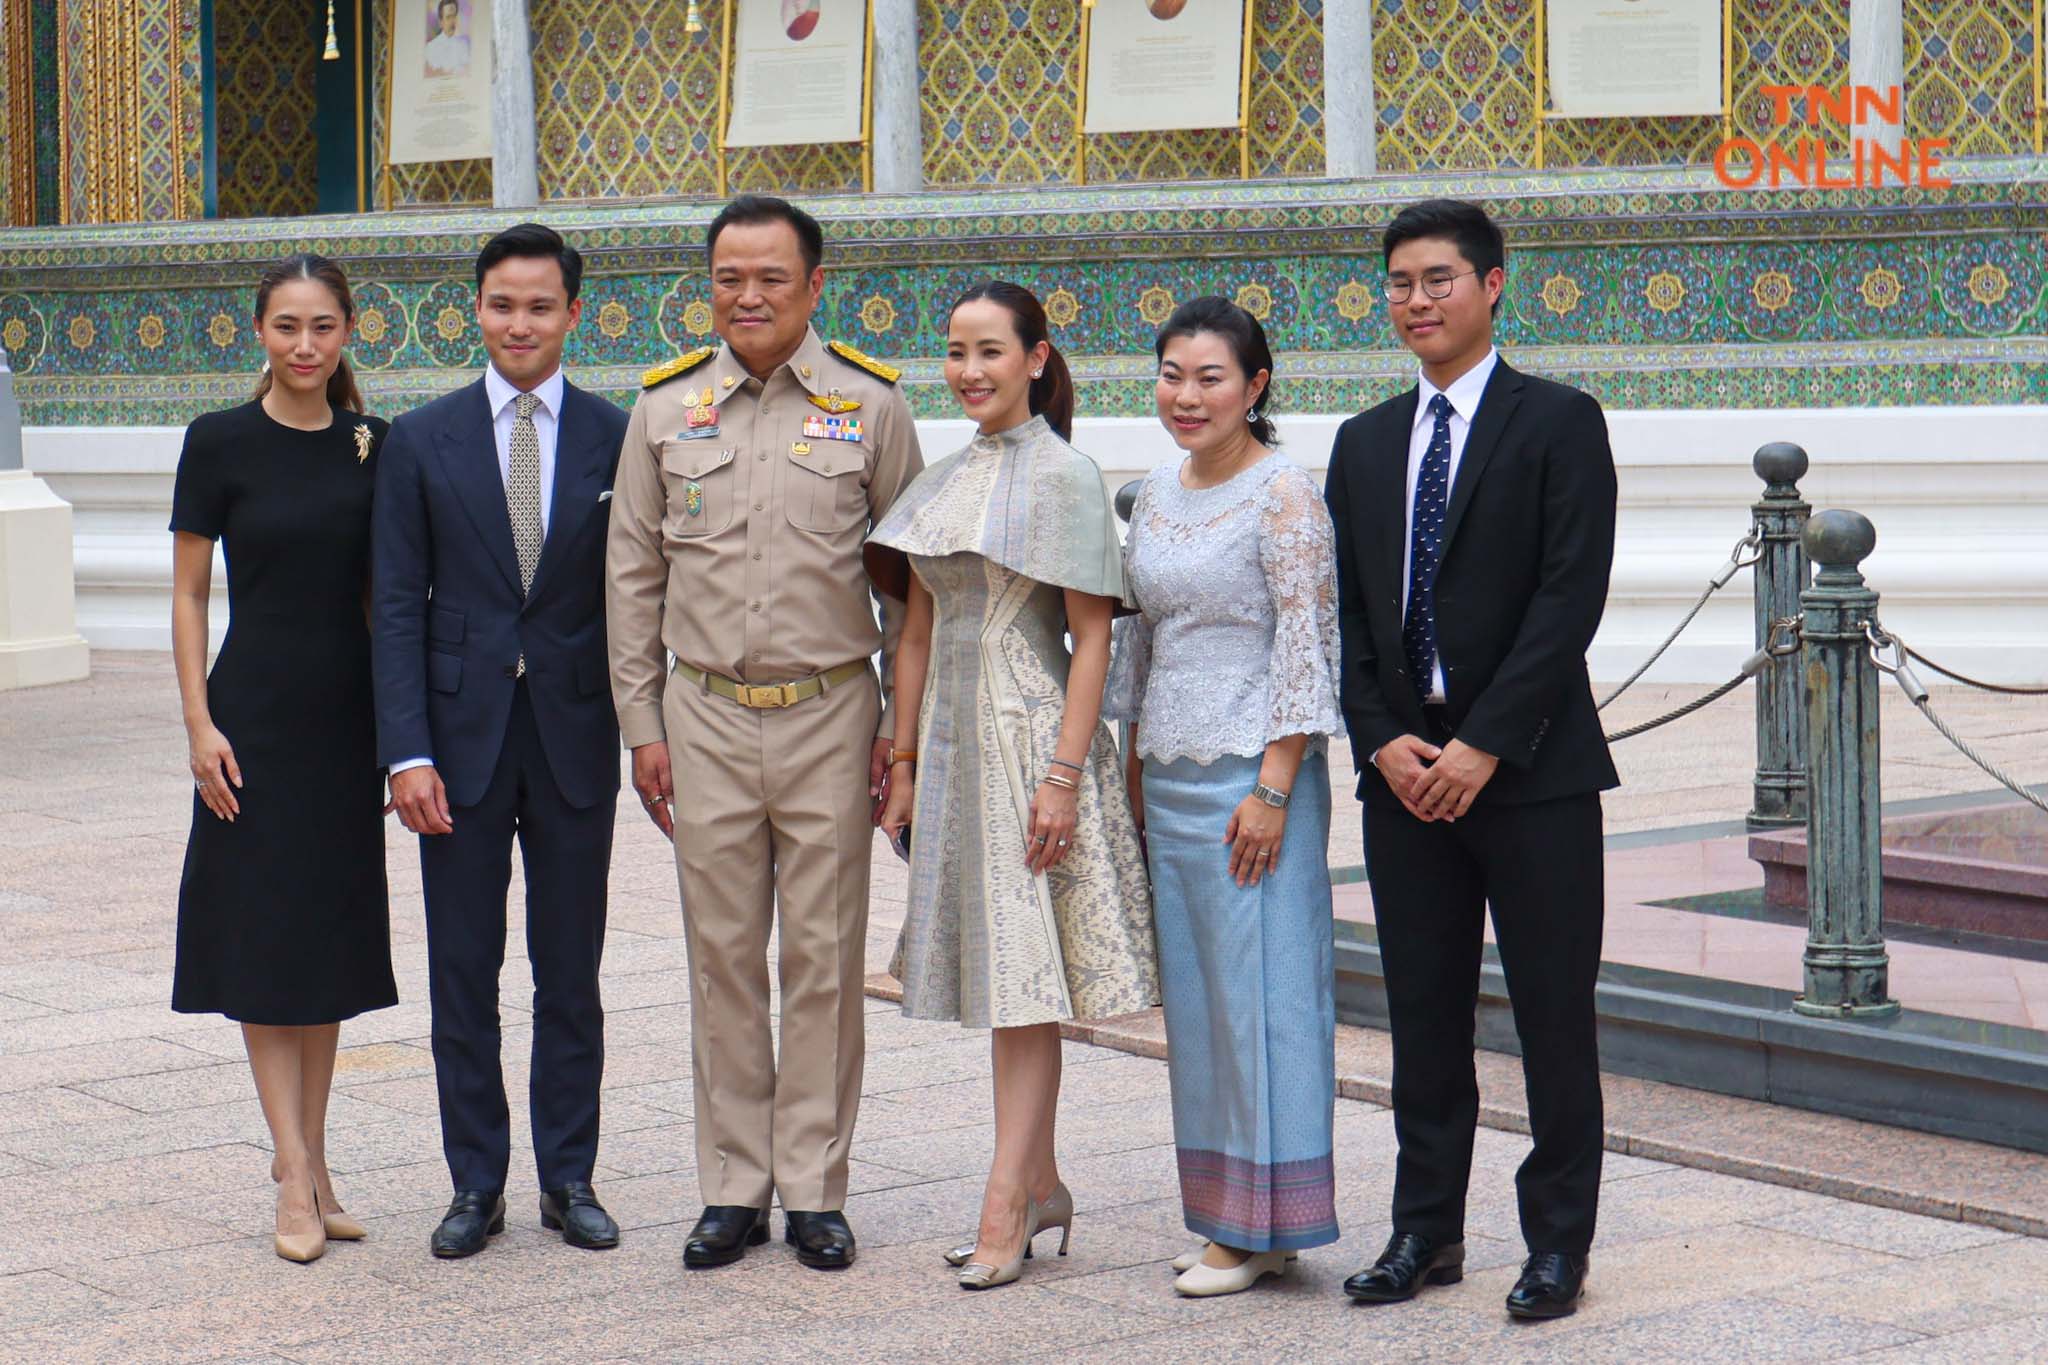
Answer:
[
  {"left": 1748, "top": 1199, "right": 2023, "bottom": 1259},
  {"left": 0, "top": 1268, "right": 131, "bottom": 1333},
  {"left": 0, "top": 1084, "right": 144, "bottom": 1135},
  {"left": 0, "top": 1281, "right": 467, "bottom": 1364},
  {"left": 0, "top": 1036, "right": 225, "bottom": 1096},
  {"left": 1458, "top": 1222, "right": 1895, "bottom": 1324},
  {"left": 1767, "top": 1235, "right": 2048, "bottom": 1336},
  {"left": 0, "top": 1202, "right": 245, "bottom": 1277},
  {"left": 1852, "top": 1311, "right": 2048, "bottom": 1362},
  {"left": 1498, "top": 1295, "right": 1929, "bottom": 1362}
]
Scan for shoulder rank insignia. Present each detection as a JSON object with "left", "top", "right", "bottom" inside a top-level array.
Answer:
[
  {"left": 641, "top": 346, "right": 716, "bottom": 391},
  {"left": 808, "top": 391, "right": 862, "bottom": 415},
  {"left": 826, "top": 340, "right": 901, "bottom": 385}
]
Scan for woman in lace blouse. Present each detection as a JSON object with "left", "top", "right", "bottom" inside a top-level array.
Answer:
[{"left": 1107, "top": 296, "right": 1344, "bottom": 1297}]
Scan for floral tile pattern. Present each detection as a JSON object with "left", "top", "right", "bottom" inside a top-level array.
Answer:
[
  {"left": 214, "top": 0, "right": 320, "bottom": 220},
  {"left": 4, "top": 164, "right": 2042, "bottom": 424}
]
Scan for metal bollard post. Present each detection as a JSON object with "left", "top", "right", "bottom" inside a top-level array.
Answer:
[
  {"left": 1793, "top": 510, "right": 1899, "bottom": 1019},
  {"left": 1748, "top": 442, "right": 1809, "bottom": 829}
]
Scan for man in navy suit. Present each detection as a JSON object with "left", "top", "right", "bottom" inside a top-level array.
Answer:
[
  {"left": 373, "top": 223, "right": 630, "bottom": 1258},
  {"left": 1326, "top": 200, "right": 1619, "bottom": 1319}
]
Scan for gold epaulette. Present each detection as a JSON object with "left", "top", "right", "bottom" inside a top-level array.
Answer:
[
  {"left": 641, "top": 347, "right": 715, "bottom": 390},
  {"left": 826, "top": 340, "right": 901, "bottom": 384}
]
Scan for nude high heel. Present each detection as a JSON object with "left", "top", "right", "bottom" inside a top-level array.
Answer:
[
  {"left": 276, "top": 1155, "right": 365, "bottom": 1242},
  {"left": 943, "top": 1180, "right": 1073, "bottom": 1268},
  {"left": 958, "top": 1192, "right": 1045, "bottom": 1291},
  {"left": 274, "top": 1177, "right": 328, "bottom": 1264},
  {"left": 321, "top": 1209, "right": 368, "bottom": 1241}
]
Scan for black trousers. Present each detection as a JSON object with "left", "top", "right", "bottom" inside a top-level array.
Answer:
[
  {"left": 1364, "top": 784, "right": 1605, "bottom": 1255},
  {"left": 420, "top": 682, "right": 615, "bottom": 1193}
]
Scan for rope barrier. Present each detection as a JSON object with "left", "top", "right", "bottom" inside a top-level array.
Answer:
[
  {"left": 1899, "top": 644, "right": 2048, "bottom": 697},
  {"left": 1866, "top": 624, "right": 2048, "bottom": 815},
  {"left": 1603, "top": 619, "right": 1799, "bottom": 744},
  {"left": 1597, "top": 524, "right": 1763, "bottom": 712}
]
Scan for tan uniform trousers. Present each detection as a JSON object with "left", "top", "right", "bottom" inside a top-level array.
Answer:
[{"left": 664, "top": 660, "right": 878, "bottom": 1212}]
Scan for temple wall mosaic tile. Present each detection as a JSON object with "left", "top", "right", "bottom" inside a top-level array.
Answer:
[
  {"left": 214, "top": 0, "right": 321, "bottom": 221},
  {"left": 1904, "top": 0, "right": 2040, "bottom": 159},
  {"left": 4, "top": 164, "right": 2042, "bottom": 425},
  {"left": 916, "top": 0, "right": 1325, "bottom": 186}
]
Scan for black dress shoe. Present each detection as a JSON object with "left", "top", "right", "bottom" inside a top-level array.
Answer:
[
  {"left": 784, "top": 1209, "right": 856, "bottom": 1270},
  {"left": 539, "top": 1181, "right": 620, "bottom": 1250},
  {"left": 683, "top": 1205, "right": 770, "bottom": 1269},
  {"left": 1506, "top": 1251, "right": 1587, "bottom": 1319},
  {"left": 430, "top": 1190, "right": 506, "bottom": 1259},
  {"left": 1343, "top": 1231, "right": 1466, "bottom": 1303}
]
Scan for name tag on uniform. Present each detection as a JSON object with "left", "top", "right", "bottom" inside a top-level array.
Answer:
[
  {"left": 675, "top": 423, "right": 720, "bottom": 441},
  {"left": 802, "top": 414, "right": 863, "bottom": 443}
]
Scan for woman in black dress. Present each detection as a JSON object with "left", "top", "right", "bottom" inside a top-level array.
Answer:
[{"left": 170, "top": 254, "right": 398, "bottom": 1263}]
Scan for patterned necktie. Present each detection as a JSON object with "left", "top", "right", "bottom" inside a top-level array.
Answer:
[
  {"left": 1401, "top": 393, "right": 1454, "bottom": 704},
  {"left": 507, "top": 390, "right": 543, "bottom": 596},
  {"left": 507, "top": 391, "right": 543, "bottom": 679}
]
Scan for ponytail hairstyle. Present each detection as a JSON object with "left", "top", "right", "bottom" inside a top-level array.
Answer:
[
  {"left": 251, "top": 253, "right": 365, "bottom": 414},
  {"left": 1153, "top": 295, "right": 1279, "bottom": 448},
  {"left": 947, "top": 280, "right": 1075, "bottom": 441}
]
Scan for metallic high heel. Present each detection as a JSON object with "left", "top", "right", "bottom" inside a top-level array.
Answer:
[
  {"left": 274, "top": 1177, "right": 327, "bottom": 1264},
  {"left": 943, "top": 1180, "right": 1073, "bottom": 1267},
  {"left": 958, "top": 1194, "right": 1040, "bottom": 1290}
]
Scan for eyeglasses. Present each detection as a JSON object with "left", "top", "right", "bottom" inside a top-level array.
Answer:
[{"left": 1382, "top": 270, "right": 1478, "bottom": 304}]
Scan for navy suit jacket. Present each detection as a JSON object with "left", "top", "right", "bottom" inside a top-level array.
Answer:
[
  {"left": 1325, "top": 359, "right": 1621, "bottom": 808},
  {"left": 371, "top": 377, "right": 629, "bottom": 810}
]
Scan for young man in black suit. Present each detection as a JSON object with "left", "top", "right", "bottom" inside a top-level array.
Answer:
[{"left": 1324, "top": 199, "right": 1619, "bottom": 1319}]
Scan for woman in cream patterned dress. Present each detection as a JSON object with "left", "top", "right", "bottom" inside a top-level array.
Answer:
[{"left": 869, "top": 282, "right": 1156, "bottom": 1292}]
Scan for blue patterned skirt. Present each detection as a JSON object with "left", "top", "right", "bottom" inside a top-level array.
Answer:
[{"left": 1142, "top": 751, "right": 1338, "bottom": 1252}]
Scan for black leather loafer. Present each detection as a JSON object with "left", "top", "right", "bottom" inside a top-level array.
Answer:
[
  {"left": 540, "top": 1181, "right": 620, "bottom": 1250},
  {"left": 1506, "top": 1251, "right": 1587, "bottom": 1319},
  {"left": 784, "top": 1209, "right": 857, "bottom": 1270},
  {"left": 430, "top": 1189, "right": 506, "bottom": 1259},
  {"left": 1343, "top": 1231, "right": 1466, "bottom": 1303},
  {"left": 683, "top": 1205, "right": 769, "bottom": 1269}
]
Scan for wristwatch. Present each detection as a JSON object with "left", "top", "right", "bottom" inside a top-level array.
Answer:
[{"left": 1250, "top": 782, "right": 1291, "bottom": 808}]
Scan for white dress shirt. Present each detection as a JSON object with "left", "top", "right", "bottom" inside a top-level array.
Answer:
[
  {"left": 1402, "top": 346, "right": 1497, "bottom": 705},
  {"left": 390, "top": 364, "right": 565, "bottom": 778}
]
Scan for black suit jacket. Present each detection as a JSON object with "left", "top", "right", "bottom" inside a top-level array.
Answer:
[
  {"left": 371, "top": 377, "right": 629, "bottom": 810},
  {"left": 1325, "top": 359, "right": 1620, "bottom": 808}
]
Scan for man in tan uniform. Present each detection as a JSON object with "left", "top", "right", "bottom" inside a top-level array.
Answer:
[{"left": 606, "top": 195, "right": 922, "bottom": 1271}]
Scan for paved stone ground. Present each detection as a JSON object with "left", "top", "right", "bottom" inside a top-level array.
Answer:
[{"left": 1, "top": 654, "right": 2045, "bottom": 1362}]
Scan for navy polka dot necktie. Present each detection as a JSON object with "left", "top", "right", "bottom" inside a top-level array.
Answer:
[{"left": 1402, "top": 393, "right": 1454, "bottom": 703}]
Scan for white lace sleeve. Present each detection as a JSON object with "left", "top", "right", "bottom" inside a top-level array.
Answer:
[
  {"left": 1257, "top": 466, "right": 1345, "bottom": 743},
  {"left": 1103, "top": 507, "right": 1152, "bottom": 723}
]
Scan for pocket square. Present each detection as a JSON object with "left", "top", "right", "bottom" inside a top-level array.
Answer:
[{"left": 598, "top": 490, "right": 614, "bottom": 503}]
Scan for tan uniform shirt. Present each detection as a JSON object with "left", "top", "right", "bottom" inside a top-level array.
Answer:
[{"left": 608, "top": 326, "right": 924, "bottom": 749}]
